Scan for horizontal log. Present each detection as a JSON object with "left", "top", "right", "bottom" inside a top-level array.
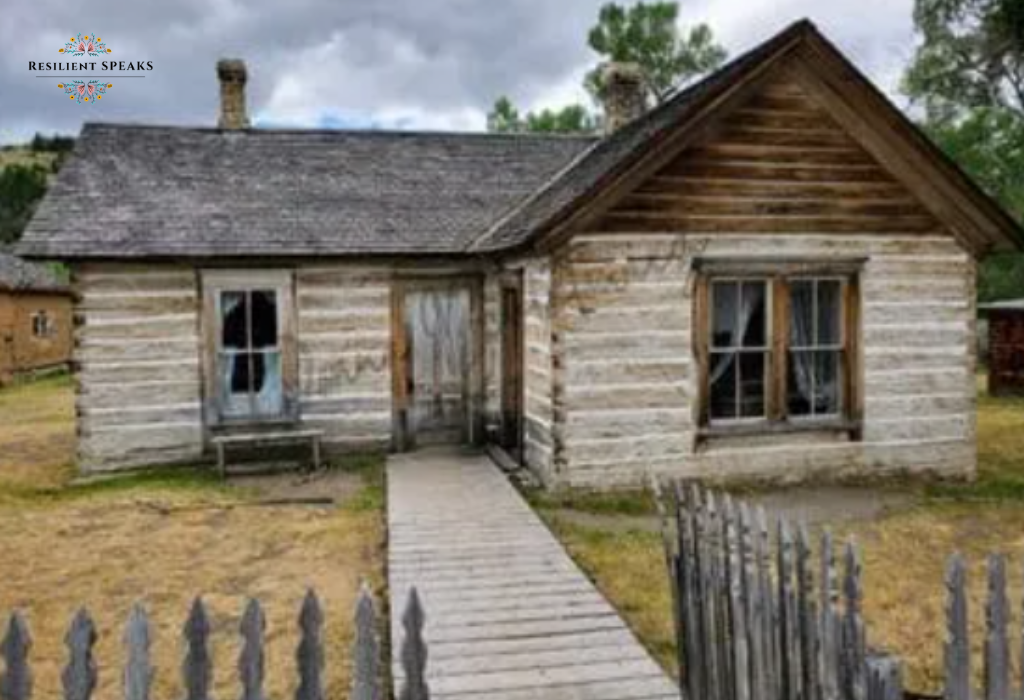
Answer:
[
  {"left": 556, "top": 307, "right": 688, "bottom": 334},
  {"left": 78, "top": 360, "right": 199, "bottom": 385},
  {"left": 81, "top": 404, "right": 202, "bottom": 429},
  {"left": 77, "top": 293, "right": 198, "bottom": 315},
  {"left": 865, "top": 368, "right": 972, "bottom": 395},
  {"left": 862, "top": 414, "right": 972, "bottom": 442},
  {"left": 299, "top": 395, "right": 391, "bottom": 414},
  {"left": 556, "top": 331, "right": 689, "bottom": 362},
  {"left": 77, "top": 380, "right": 200, "bottom": 409},
  {"left": 598, "top": 212, "right": 939, "bottom": 234},
  {"left": 556, "top": 383, "right": 690, "bottom": 416},
  {"left": 295, "top": 269, "right": 393, "bottom": 286},
  {"left": 298, "top": 313, "right": 389, "bottom": 334},
  {"left": 664, "top": 159, "right": 894, "bottom": 183},
  {"left": 76, "top": 316, "right": 196, "bottom": 341},
  {"left": 863, "top": 348, "right": 968, "bottom": 372},
  {"left": 80, "top": 423, "right": 203, "bottom": 456},
  {"left": 300, "top": 413, "right": 391, "bottom": 437},
  {"left": 618, "top": 193, "right": 926, "bottom": 218},
  {"left": 708, "top": 125, "right": 856, "bottom": 148},
  {"left": 726, "top": 107, "right": 843, "bottom": 132},
  {"left": 864, "top": 393, "right": 973, "bottom": 420},
  {"left": 563, "top": 358, "right": 689, "bottom": 386},
  {"left": 637, "top": 176, "right": 911, "bottom": 200},
  {"left": 298, "top": 333, "right": 389, "bottom": 354},
  {"left": 75, "top": 337, "right": 200, "bottom": 363},
  {"left": 297, "top": 289, "right": 390, "bottom": 311},
  {"left": 686, "top": 142, "right": 877, "bottom": 166},
  {"left": 74, "top": 270, "right": 196, "bottom": 294},
  {"left": 299, "top": 369, "right": 389, "bottom": 395},
  {"left": 563, "top": 433, "right": 693, "bottom": 465}
]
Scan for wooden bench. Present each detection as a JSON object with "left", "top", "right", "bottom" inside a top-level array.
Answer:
[{"left": 211, "top": 428, "right": 324, "bottom": 477}]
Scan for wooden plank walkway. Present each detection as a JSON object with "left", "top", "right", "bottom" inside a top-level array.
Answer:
[{"left": 387, "top": 447, "right": 678, "bottom": 700}]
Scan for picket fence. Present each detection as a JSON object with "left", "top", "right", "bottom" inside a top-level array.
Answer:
[
  {"left": 656, "top": 482, "right": 1024, "bottom": 700},
  {"left": 0, "top": 585, "right": 430, "bottom": 700}
]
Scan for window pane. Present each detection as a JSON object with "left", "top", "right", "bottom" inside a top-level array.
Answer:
[
  {"left": 709, "top": 352, "right": 736, "bottom": 419},
  {"left": 790, "top": 280, "right": 814, "bottom": 349},
  {"left": 229, "top": 352, "right": 252, "bottom": 394},
  {"left": 787, "top": 350, "right": 814, "bottom": 417},
  {"left": 814, "top": 350, "right": 841, "bottom": 415},
  {"left": 740, "top": 281, "right": 767, "bottom": 348},
  {"left": 817, "top": 280, "right": 842, "bottom": 346},
  {"left": 250, "top": 290, "right": 278, "bottom": 349},
  {"left": 221, "top": 291, "right": 248, "bottom": 349},
  {"left": 738, "top": 351, "right": 766, "bottom": 418},
  {"left": 711, "top": 282, "right": 738, "bottom": 348},
  {"left": 254, "top": 351, "right": 284, "bottom": 415}
]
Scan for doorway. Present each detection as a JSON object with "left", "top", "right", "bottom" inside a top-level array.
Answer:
[
  {"left": 499, "top": 277, "right": 524, "bottom": 458},
  {"left": 392, "top": 278, "right": 483, "bottom": 450}
]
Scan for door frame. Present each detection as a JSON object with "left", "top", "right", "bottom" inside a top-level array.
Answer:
[
  {"left": 391, "top": 275, "right": 485, "bottom": 451},
  {"left": 499, "top": 272, "right": 525, "bottom": 459}
]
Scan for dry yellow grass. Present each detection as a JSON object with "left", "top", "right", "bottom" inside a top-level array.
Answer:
[
  {"left": 0, "top": 376, "right": 385, "bottom": 700},
  {"left": 545, "top": 381, "right": 1024, "bottom": 694}
]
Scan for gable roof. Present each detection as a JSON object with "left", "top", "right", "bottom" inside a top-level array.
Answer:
[
  {"left": 18, "top": 126, "right": 594, "bottom": 258},
  {"left": 0, "top": 250, "right": 68, "bottom": 294},
  {"left": 471, "top": 20, "right": 1023, "bottom": 255},
  {"left": 18, "top": 20, "right": 1022, "bottom": 261}
]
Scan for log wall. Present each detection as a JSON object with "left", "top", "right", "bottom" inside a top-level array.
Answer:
[
  {"left": 295, "top": 266, "right": 392, "bottom": 451},
  {"left": 551, "top": 233, "right": 976, "bottom": 488},
  {"left": 73, "top": 264, "right": 205, "bottom": 471}
]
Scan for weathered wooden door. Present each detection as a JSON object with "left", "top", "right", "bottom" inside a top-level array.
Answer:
[
  {"left": 404, "top": 286, "right": 471, "bottom": 445},
  {"left": 500, "top": 281, "right": 524, "bottom": 455}
]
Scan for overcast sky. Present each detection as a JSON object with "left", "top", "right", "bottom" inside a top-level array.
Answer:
[{"left": 0, "top": 0, "right": 918, "bottom": 144}]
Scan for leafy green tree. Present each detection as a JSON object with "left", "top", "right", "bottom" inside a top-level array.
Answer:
[
  {"left": 0, "top": 164, "right": 48, "bottom": 245},
  {"left": 486, "top": 1, "right": 727, "bottom": 134},
  {"left": 904, "top": 0, "right": 1024, "bottom": 301},
  {"left": 488, "top": 97, "right": 597, "bottom": 134},
  {"left": 904, "top": 0, "right": 1024, "bottom": 123},
  {"left": 585, "top": 2, "right": 726, "bottom": 104}
]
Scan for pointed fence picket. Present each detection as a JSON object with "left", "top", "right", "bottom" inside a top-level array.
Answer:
[
  {"left": 0, "top": 586, "right": 431, "bottom": 700},
  {"left": 657, "top": 481, "right": 1024, "bottom": 700}
]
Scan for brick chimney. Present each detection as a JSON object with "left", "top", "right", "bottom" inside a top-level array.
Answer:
[
  {"left": 601, "top": 62, "right": 647, "bottom": 134},
  {"left": 217, "top": 59, "right": 249, "bottom": 129}
]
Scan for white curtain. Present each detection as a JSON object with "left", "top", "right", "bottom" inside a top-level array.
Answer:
[
  {"left": 790, "top": 283, "right": 815, "bottom": 407},
  {"left": 710, "top": 283, "right": 760, "bottom": 386}
]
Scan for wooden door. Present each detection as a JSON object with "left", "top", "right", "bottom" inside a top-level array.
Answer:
[
  {"left": 404, "top": 286, "right": 471, "bottom": 445},
  {"left": 500, "top": 282, "right": 524, "bottom": 455}
]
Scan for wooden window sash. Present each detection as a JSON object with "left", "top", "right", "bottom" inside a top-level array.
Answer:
[{"left": 698, "top": 268, "right": 861, "bottom": 437}]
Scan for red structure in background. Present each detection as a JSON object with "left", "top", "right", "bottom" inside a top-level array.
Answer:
[{"left": 985, "top": 301, "right": 1024, "bottom": 396}]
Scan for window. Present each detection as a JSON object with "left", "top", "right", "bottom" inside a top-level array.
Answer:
[
  {"left": 203, "top": 271, "right": 296, "bottom": 423},
  {"left": 697, "top": 261, "right": 860, "bottom": 435},
  {"left": 31, "top": 311, "right": 54, "bottom": 338},
  {"left": 219, "top": 289, "right": 282, "bottom": 417}
]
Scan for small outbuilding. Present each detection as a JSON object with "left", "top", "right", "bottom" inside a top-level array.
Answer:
[
  {"left": 0, "top": 250, "right": 72, "bottom": 385},
  {"left": 981, "top": 299, "right": 1024, "bottom": 396}
]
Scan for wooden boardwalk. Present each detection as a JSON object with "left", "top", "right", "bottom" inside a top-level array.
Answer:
[{"left": 387, "top": 447, "right": 678, "bottom": 700}]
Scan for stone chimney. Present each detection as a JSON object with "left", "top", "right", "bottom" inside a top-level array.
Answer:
[
  {"left": 217, "top": 59, "right": 249, "bottom": 129},
  {"left": 601, "top": 62, "right": 647, "bottom": 134}
]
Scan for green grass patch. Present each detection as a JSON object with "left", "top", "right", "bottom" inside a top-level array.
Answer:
[{"left": 528, "top": 486, "right": 657, "bottom": 516}]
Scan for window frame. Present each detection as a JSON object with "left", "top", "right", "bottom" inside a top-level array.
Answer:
[
  {"left": 694, "top": 258, "right": 863, "bottom": 439},
  {"left": 201, "top": 270, "right": 299, "bottom": 427},
  {"left": 30, "top": 311, "right": 53, "bottom": 339}
]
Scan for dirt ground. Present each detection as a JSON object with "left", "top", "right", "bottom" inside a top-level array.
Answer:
[
  {"left": 0, "top": 375, "right": 385, "bottom": 700},
  {"left": 540, "top": 379, "right": 1024, "bottom": 694}
]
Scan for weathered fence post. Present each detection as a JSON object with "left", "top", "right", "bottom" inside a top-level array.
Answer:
[
  {"left": 819, "top": 530, "right": 840, "bottom": 700},
  {"left": 238, "top": 599, "right": 266, "bottom": 700},
  {"left": 399, "top": 587, "right": 429, "bottom": 700},
  {"left": 296, "top": 590, "right": 325, "bottom": 700},
  {"left": 727, "top": 497, "right": 750, "bottom": 700},
  {"left": 841, "top": 542, "right": 866, "bottom": 700},
  {"left": 351, "top": 585, "right": 381, "bottom": 700},
  {"left": 945, "top": 554, "right": 970, "bottom": 700},
  {"left": 796, "top": 526, "right": 818, "bottom": 700},
  {"left": 62, "top": 609, "right": 97, "bottom": 700},
  {"left": 123, "top": 604, "right": 152, "bottom": 700},
  {"left": 985, "top": 555, "right": 1009, "bottom": 700},
  {"left": 182, "top": 598, "right": 212, "bottom": 700},
  {"left": 1, "top": 612, "right": 32, "bottom": 700}
]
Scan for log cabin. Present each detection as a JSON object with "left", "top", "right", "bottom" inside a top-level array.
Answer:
[
  {"left": 18, "top": 21, "right": 1023, "bottom": 486},
  {"left": 0, "top": 251, "right": 72, "bottom": 385}
]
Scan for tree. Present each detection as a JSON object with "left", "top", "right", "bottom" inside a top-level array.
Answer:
[
  {"left": 487, "top": 97, "right": 597, "bottom": 134},
  {"left": 0, "top": 164, "right": 48, "bottom": 245},
  {"left": 486, "top": 1, "right": 727, "bottom": 134},
  {"left": 585, "top": 2, "right": 727, "bottom": 104},
  {"left": 903, "top": 0, "right": 1024, "bottom": 124},
  {"left": 903, "top": 0, "right": 1024, "bottom": 301}
]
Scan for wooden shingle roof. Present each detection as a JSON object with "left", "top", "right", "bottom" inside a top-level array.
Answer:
[
  {"left": 0, "top": 250, "right": 68, "bottom": 293},
  {"left": 18, "top": 126, "right": 594, "bottom": 258}
]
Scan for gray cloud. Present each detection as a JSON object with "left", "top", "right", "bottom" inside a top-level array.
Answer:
[{"left": 0, "top": 0, "right": 918, "bottom": 144}]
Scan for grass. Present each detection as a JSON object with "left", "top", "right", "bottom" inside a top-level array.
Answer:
[
  {"left": 539, "top": 375, "right": 1024, "bottom": 694},
  {"left": 0, "top": 376, "right": 386, "bottom": 700}
]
